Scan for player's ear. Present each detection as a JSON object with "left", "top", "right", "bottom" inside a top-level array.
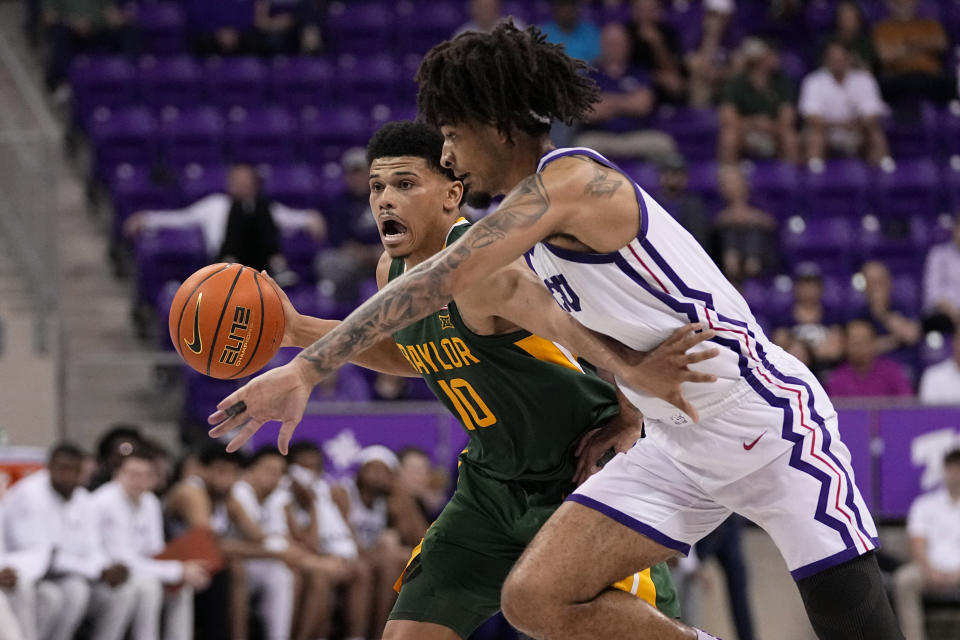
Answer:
[{"left": 444, "top": 180, "right": 464, "bottom": 212}]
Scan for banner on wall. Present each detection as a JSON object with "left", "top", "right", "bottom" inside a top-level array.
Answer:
[{"left": 836, "top": 409, "right": 873, "bottom": 511}]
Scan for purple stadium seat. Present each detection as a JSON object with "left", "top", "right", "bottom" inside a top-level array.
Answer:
[
  {"left": 371, "top": 103, "right": 418, "bottom": 131},
  {"left": 821, "top": 273, "right": 863, "bottom": 318},
  {"left": 138, "top": 55, "right": 203, "bottom": 107},
  {"left": 69, "top": 56, "right": 137, "bottom": 123},
  {"left": 280, "top": 228, "right": 321, "bottom": 283},
  {"left": 298, "top": 106, "right": 371, "bottom": 163},
  {"left": 684, "top": 160, "right": 722, "bottom": 215},
  {"left": 315, "top": 162, "right": 348, "bottom": 212},
  {"left": 945, "top": 1, "right": 960, "bottom": 41},
  {"left": 749, "top": 161, "right": 801, "bottom": 220},
  {"left": 891, "top": 272, "right": 921, "bottom": 312},
  {"left": 782, "top": 216, "right": 857, "bottom": 274},
  {"left": 945, "top": 159, "right": 960, "bottom": 212},
  {"left": 941, "top": 102, "right": 960, "bottom": 156},
  {"left": 134, "top": 226, "right": 207, "bottom": 307},
  {"left": 225, "top": 106, "right": 297, "bottom": 164},
  {"left": 270, "top": 57, "right": 336, "bottom": 110},
  {"left": 134, "top": 2, "right": 186, "bottom": 54},
  {"left": 397, "top": 53, "right": 423, "bottom": 105},
  {"left": 655, "top": 108, "right": 718, "bottom": 161},
  {"left": 336, "top": 53, "right": 401, "bottom": 107},
  {"left": 884, "top": 103, "right": 938, "bottom": 160},
  {"left": 614, "top": 160, "right": 659, "bottom": 194},
  {"left": 395, "top": 1, "right": 465, "bottom": 55},
  {"left": 262, "top": 163, "right": 321, "bottom": 209},
  {"left": 804, "top": 0, "right": 837, "bottom": 35},
  {"left": 159, "top": 105, "right": 226, "bottom": 166},
  {"left": 284, "top": 283, "right": 351, "bottom": 320},
  {"left": 154, "top": 281, "right": 180, "bottom": 350},
  {"left": 873, "top": 158, "right": 940, "bottom": 220},
  {"left": 777, "top": 50, "right": 808, "bottom": 87},
  {"left": 663, "top": 1, "right": 704, "bottom": 52},
  {"left": 178, "top": 163, "right": 228, "bottom": 203},
  {"left": 804, "top": 159, "right": 870, "bottom": 219},
  {"left": 108, "top": 163, "right": 181, "bottom": 238},
  {"left": 920, "top": 333, "right": 953, "bottom": 369},
  {"left": 203, "top": 57, "right": 268, "bottom": 109},
  {"left": 87, "top": 106, "right": 159, "bottom": 179},
  {"left": 326, "top": 2, "right": 393, "bottom": 53},
  {"left": 183, "top": 367, "right": 242, "bottom": 426}
]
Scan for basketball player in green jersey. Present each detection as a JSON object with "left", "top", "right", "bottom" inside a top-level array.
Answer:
[{"left": 259, "top": 121, "right": 717, "bottom": 640}]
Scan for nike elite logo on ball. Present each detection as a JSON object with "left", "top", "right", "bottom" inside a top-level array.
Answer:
[
  {"left": 184, "top": 293, "right": 203, "bottom": 354},
  {"left": 743, "top": 432, "right": 766, "bottom": 451}
]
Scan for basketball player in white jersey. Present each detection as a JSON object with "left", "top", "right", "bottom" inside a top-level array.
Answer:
[{"left": 209, "top": 21, "right": 903, "bottom": 640}]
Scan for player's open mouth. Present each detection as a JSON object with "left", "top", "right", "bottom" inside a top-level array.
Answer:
[{"left": 380, "top": 216, "right": 409, "bottom": 244}]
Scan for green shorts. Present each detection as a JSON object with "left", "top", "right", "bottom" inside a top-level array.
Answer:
[{"left": 389, "top": 462, "right": 680, "bottom": 638}]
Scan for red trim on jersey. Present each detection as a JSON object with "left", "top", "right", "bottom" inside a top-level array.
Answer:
[{"left": 626, "top": 244, "right": 669, "bottom": 294}]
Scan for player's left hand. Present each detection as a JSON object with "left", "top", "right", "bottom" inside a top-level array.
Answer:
[
  {"left": 207, "top": 358, "right": 319, "bottom": 454},
  {"left": 573, "top": 414, "right": 643, "bottom": 485}
]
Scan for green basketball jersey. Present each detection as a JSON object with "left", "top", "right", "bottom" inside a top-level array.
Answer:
[{"left": 389, "top": 219, "right": 619, "bottom": 484}]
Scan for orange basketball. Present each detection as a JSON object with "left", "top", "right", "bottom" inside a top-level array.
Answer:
[{"left": 168, "top": 263, "right": 285, "bottom": 379}]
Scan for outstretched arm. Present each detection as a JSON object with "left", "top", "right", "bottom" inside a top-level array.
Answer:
[{"left": 209, "top": 173, "right": 564, "bottom": 452}]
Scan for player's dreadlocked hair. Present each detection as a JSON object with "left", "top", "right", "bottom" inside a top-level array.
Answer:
[{"left": 416, "top": 20, "right": 600, "bottom": 139}]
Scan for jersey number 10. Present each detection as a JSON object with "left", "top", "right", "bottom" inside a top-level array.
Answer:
[{"left": 437, "top": 378, "right": 497, "bottom": 430}]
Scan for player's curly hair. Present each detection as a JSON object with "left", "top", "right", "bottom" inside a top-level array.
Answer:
[
  {"left": 366, "top": 120, "right": 457, "bottom": 181},
  {"left": 416, "top": 20, "right": 600, "bottom": 139}
]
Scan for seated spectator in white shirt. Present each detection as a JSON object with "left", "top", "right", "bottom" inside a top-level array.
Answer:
[
  {"left": 919, "top": 336, "right": 960, "bottom": 405},
  {"left": 799, "top": 40, "right": 891, "bottom": 166},
  {"left": 92, "top": 446, "right": 211, "bottom": 640},
  {"left": 124, "top": 164, "right": 326, "bottom": 278},
  {"left": 233, "top": 447, "right": 337, "bottom": 640},
  {"left": 3, "top": 443, "right": 137, "bottom": 640},
  {"left": 894, "top": 448, "right": 960, "bottom": 640},
  {"left": 923, "top": 216, "right": 960, "bottom": 335},
  {"left": 0, "top": 499, "right": 56, "bottom": 640},
  {"left": 286, "top": 442, "right": 373, "bottom": 640}
]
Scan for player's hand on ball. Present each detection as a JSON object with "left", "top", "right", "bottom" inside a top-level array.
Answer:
[
  {"left": 207, "top": 358, "right": 318, "bottom": 454},
  {"left": 612, "top": 323, "right": 719, "bottom": 422},
  {"left": 259, "top": 271, "right": 303, "bottom": 348}
]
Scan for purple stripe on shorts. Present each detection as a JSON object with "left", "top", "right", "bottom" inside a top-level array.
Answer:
[
  {"left": 565, "top": 493, "right": 692, "bottom": 556},
  {"left": 789, "top": 538, "right": 880, "bottom": 581}
]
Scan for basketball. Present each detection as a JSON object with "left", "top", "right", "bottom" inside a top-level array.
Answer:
[{"left": 168, "top": 263, "right": 284, "bottom": 380}]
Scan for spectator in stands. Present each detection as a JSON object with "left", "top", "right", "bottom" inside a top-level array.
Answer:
[
  {"left": 91, "top": 446, "right": 211, "bottom": 640},
  {"left": 4, "top": 443, "right": 138, "bottom": 640},
  {"left": 125, "top": 164, "right": 325, "bottom": 277},
  {"left": 624, "top": 0, "right": 686, "bottom": 104},
  {"left": 454, "top": 0, "right": 521, "bottom": 36},
  {"left": 858, "top": 260, "right": 921, "bottom": 354},
  {"left": 88, "top": 422, "right": 142, "bottom": 491},
  {"left": 332, "top": 446, "right": 428, "bottom": 638},
  {"left": 685, "top": 0, "right": 737, "bottom": 107},
  {"left": 573, "top": 23, "right": 676, "bottom": 162},
  {"left": 654, "top": 153, "right": 710, "bottom": 248},
  {"left": 919, "top": 335, "right": 960, "bottom": 405},
  {"left": 827, "top": 1, "right": 876, "bottom": 70},
  {"left": 397, "top": 447, "right": 449, "bottom": 521},
  {"left": 254, "top": 0, "right": 324, "bottom": 55},
  {"left": 0, "top": 493, "right": 57, "bottom": 640},
  {"left": 185, "top": 0, "right": 259, "bottom": 56},
  {"left": 799, "top": 41, "right": 891, "bottom": 167},
  {"left": 826, "top": 318, "right": 913, "bottom": 397},
  {"left": 316, "top": 148, "right": 381, "bottom": 305},
  {"left": 232, "top": 448, "right": 324, "bottom": 640},
  {"left": 718, "top": 37, "right": 799, "bottom": 164},
  {"left": 285, "top": 442, "right": 373, "bottom": 640},
  {"left": 43, "top": 0, "right": 129, "bottom": 95},
  {"left": 894, "top": 448, "right": 960, "bottom": 640},
  {"left": 873, "top": 0, "right": 953, "bottom": 106},
  {"left": 712, "top": 164, "right": 778, "bottom": 282},
  {"left": 774, "top": 266, "right": 846, "bottom": 374},
  {"left": 164, "top": 447, "right": 243, "bottom": 640},
  {"left": 539, "top": 0, "right": 600, "bottom": 63},
  {"left": 922, "top": 216, "right": 960, "bottom": 335}
]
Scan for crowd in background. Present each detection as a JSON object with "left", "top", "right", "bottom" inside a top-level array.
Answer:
[{"left": 0, "top": 425, "right": 449, "bottom": 640}]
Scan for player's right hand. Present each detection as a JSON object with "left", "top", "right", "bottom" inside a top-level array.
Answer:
[
  {"left": 260, "top": 270, "right": 304, "bottom": 348},
  {"left": 612, "top": 323, "right": 719, "bottom": 423},
  {"left": 181, "top": 560, "right": 211, "bottom": 590}
]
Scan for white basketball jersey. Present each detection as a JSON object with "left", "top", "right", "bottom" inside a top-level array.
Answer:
[{"left": 525, "top": 147, "right": 776, "bottom": 425}]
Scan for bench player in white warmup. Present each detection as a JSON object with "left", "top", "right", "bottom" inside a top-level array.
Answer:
[{"left": 209, "top": 22, "right": 903, "bottom": 640}]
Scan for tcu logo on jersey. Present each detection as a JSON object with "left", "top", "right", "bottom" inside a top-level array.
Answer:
[{"left": 544, "top": 274, "right": 581, "bottom": 312}]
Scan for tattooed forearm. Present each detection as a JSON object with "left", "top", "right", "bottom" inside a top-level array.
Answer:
[
  {"left": 583, "top": 164, "right": 623, "bottom": 199},
  {"left": 296, "top": 174, "right": 552, "bottom": 376}
]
